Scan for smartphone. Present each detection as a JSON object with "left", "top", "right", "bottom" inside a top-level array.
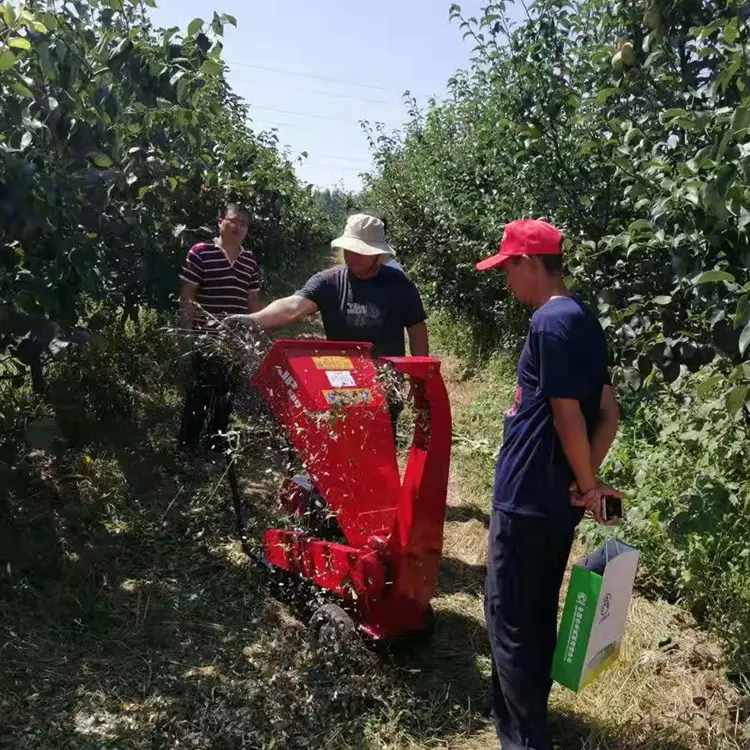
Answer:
[{"left": 602, "top": 495, "right": 623, "bottom": 522}]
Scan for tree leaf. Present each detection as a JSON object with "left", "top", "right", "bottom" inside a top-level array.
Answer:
[
  {"left": 0, "top": 50, "right": 15, "bottom": 71},
  {"left": 703, "top": 181, "right": 727, "bottom": 217},
  {"left": 20, "top": 132, "right": 32, "bottom": 150},
  {"left": 729, "top": 363, "right": 750, "bottom": 381},
  {"left": 725, "top": 385, "right": 749, "bottom": 416},
  {"left": 2, "top": 3, "right": 17, "bottom": 23},
  {"left": 731, "top": 105, "right": 750, "bottom": 138},
  {"left": 628, "top": 219, "right": 652, "bottom": 234},
  {"left": 9, "top": 37, "right": 32, "bottom": 51},
  {"left": 187, "top": 17, "right": 203, "bottom": 36},
  {"left": 654, "top": 295, "right": 672, "bottom": 305},
  {"left": 173, "top": 224, "right": 187, "bottom": 237},
  {"left": 740, "top": 320, "right": 750, "bottom": 357},
  {"left": 200, "top": 58, "right": 222, "bottom": 77},
  {"left": 660, "top": 108, "right": 687, "bottom": 123},
  {"left": 88, "top": 151, "right": 113, "bottom": 168},
  {"left": 734, "top": 295, "right": 749, "bottom": 329},
  {"left": 11, "top": 81, "right": 34, "bottom": 98},
  {"left": 724, "top": 18, "right": 740, "bottom": 45},
  {"left": 692, "top": 270, "right": 736, "bottom": 285},
  {"left": 696, "top": 374, "right": 723, "bottom": 397},
  {"left": 596, "top": 87, "right": 618, "bottom": 104}
]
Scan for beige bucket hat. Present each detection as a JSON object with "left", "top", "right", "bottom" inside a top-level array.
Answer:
[{"left": 331, "top": 214, "right": 396, "bottom": 257}]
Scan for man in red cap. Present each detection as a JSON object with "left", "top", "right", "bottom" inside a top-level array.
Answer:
[{"left": 476, "top": 219, "right": 622, "bottom": 750}]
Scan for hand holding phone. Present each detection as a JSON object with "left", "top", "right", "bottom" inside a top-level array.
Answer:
[
  {"left": 602, "top": 494, "right": 623, "bottom": 524},
  {"left": 571, "top": 481, "right": 624, "bottom": 525}
]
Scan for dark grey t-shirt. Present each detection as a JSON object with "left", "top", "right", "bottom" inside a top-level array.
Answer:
[{"left": 295, "top": 265, "right": 426, "bottom": 357}]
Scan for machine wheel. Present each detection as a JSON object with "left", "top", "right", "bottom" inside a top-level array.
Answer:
[{"left": 309, "top": 603, "right": 359, "bottom": 656}]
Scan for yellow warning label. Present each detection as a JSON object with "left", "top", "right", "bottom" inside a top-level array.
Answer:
[
  {"left": 323, "top": 389, "right": 372, "bottom": 405},
  {"left": 313, "top": 356, "right": 354, "bottom": 370}
]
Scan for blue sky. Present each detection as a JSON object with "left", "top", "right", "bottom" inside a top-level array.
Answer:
[{"left": 148, "top": 1, "right": 522, "bottom": 191}]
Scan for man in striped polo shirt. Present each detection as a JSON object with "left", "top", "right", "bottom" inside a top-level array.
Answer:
[{"left": 178, "top": 203, "right": 263, "bottom": 453}]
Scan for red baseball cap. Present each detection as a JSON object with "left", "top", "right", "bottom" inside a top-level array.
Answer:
[{"left": 475, "top": 219, "right": 563, "bottom": 271}]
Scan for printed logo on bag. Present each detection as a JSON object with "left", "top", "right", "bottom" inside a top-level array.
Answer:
[
  {"left": 564, "top": 592, "right": 588, "bottom": 664},
  {"left": 600, "top": 593, "right": 612, "bottom": 623}
]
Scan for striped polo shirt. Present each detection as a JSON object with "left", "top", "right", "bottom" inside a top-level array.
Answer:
[{"left": 180, "top": 240, "right": 260, "bottom": 327}]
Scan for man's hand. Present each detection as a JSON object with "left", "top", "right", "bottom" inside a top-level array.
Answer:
[
  {"left": 225, "top": 295, "right": 318, "bottom": 331},
  {"left": 570, "top": 480, "right": 624, "bottom": 526}
]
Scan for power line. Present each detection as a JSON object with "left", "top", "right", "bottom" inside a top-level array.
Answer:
[
  {"left": 250, "top": 120, "right": 314, "bottom": 130},
  {"left": 311, "top": 163, "right": 369, "bottom": 172},
  {"left": 247, "top": 128, "right": 372, "bottom": 165},
  {"left": 250, "top": 105, "right": 357, "bottom": 124},
  {"left": 225, "top": 60, "right": 390, "bottom": 92},
  {"left": 299, "top": 88, "right": 398, "bottom": 107},
  {"left": 289, "top": 150, "right": 371, "bottom": 164},
  {"left": 230, "top": 74, "right": 399, "bottom": 106}
]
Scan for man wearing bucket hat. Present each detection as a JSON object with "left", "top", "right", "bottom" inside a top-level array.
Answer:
[
  {"left": 225, "top": 214, "right": 429, "bottom": 428},
  {"left": 476, "top": 219, "right": 622, "bottom": 750},
  {"left": 226, "top": 213, "right": 427, "bottom": 355}
]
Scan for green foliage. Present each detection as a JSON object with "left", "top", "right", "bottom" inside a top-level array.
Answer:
[
  {"left": 584, "top": 365, "right": 750, "bottom": 676},
  {"left": 0, "top": 310, "right": 177, "bottom": 468},
  {"left": 365, "top": 0, "right": 750, "bottom": 414},
  {"left": 0, "top": 0, "right": 327, "bottom": 389},
  {"left": 312, "top": 186, "right": 360, "bottom": 236}
]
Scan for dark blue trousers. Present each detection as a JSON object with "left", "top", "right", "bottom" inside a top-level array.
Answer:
[{"left": 484, "top": 509, "right": 575, "bottom": 750}]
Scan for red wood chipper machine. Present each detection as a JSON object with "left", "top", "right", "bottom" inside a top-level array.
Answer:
[{"left": 232, "top": 338, "right": 452, "bottom": 641}]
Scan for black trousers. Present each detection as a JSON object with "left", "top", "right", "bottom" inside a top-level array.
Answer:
[
  {"left": 178, "top": 353, "right": 235, "bottom": 452},
  {"left": 484, "top": 508, "right": 575, "bottom": 750}
]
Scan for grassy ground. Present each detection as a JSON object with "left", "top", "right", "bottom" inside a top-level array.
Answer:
[{"left": 2, "top": 297, "right": 749, "bottom": 747}]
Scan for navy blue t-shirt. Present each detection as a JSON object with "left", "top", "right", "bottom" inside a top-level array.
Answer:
[
  {"left": 492, "top": 296, "right": 610, "bottom": 526},
  {"left": 295, "top": 265, "right": 426, "bottom": 357}
]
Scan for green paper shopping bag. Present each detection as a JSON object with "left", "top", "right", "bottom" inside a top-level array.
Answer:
[{"left": 552, "top": 539, "right": 639, "bottom": 692}]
